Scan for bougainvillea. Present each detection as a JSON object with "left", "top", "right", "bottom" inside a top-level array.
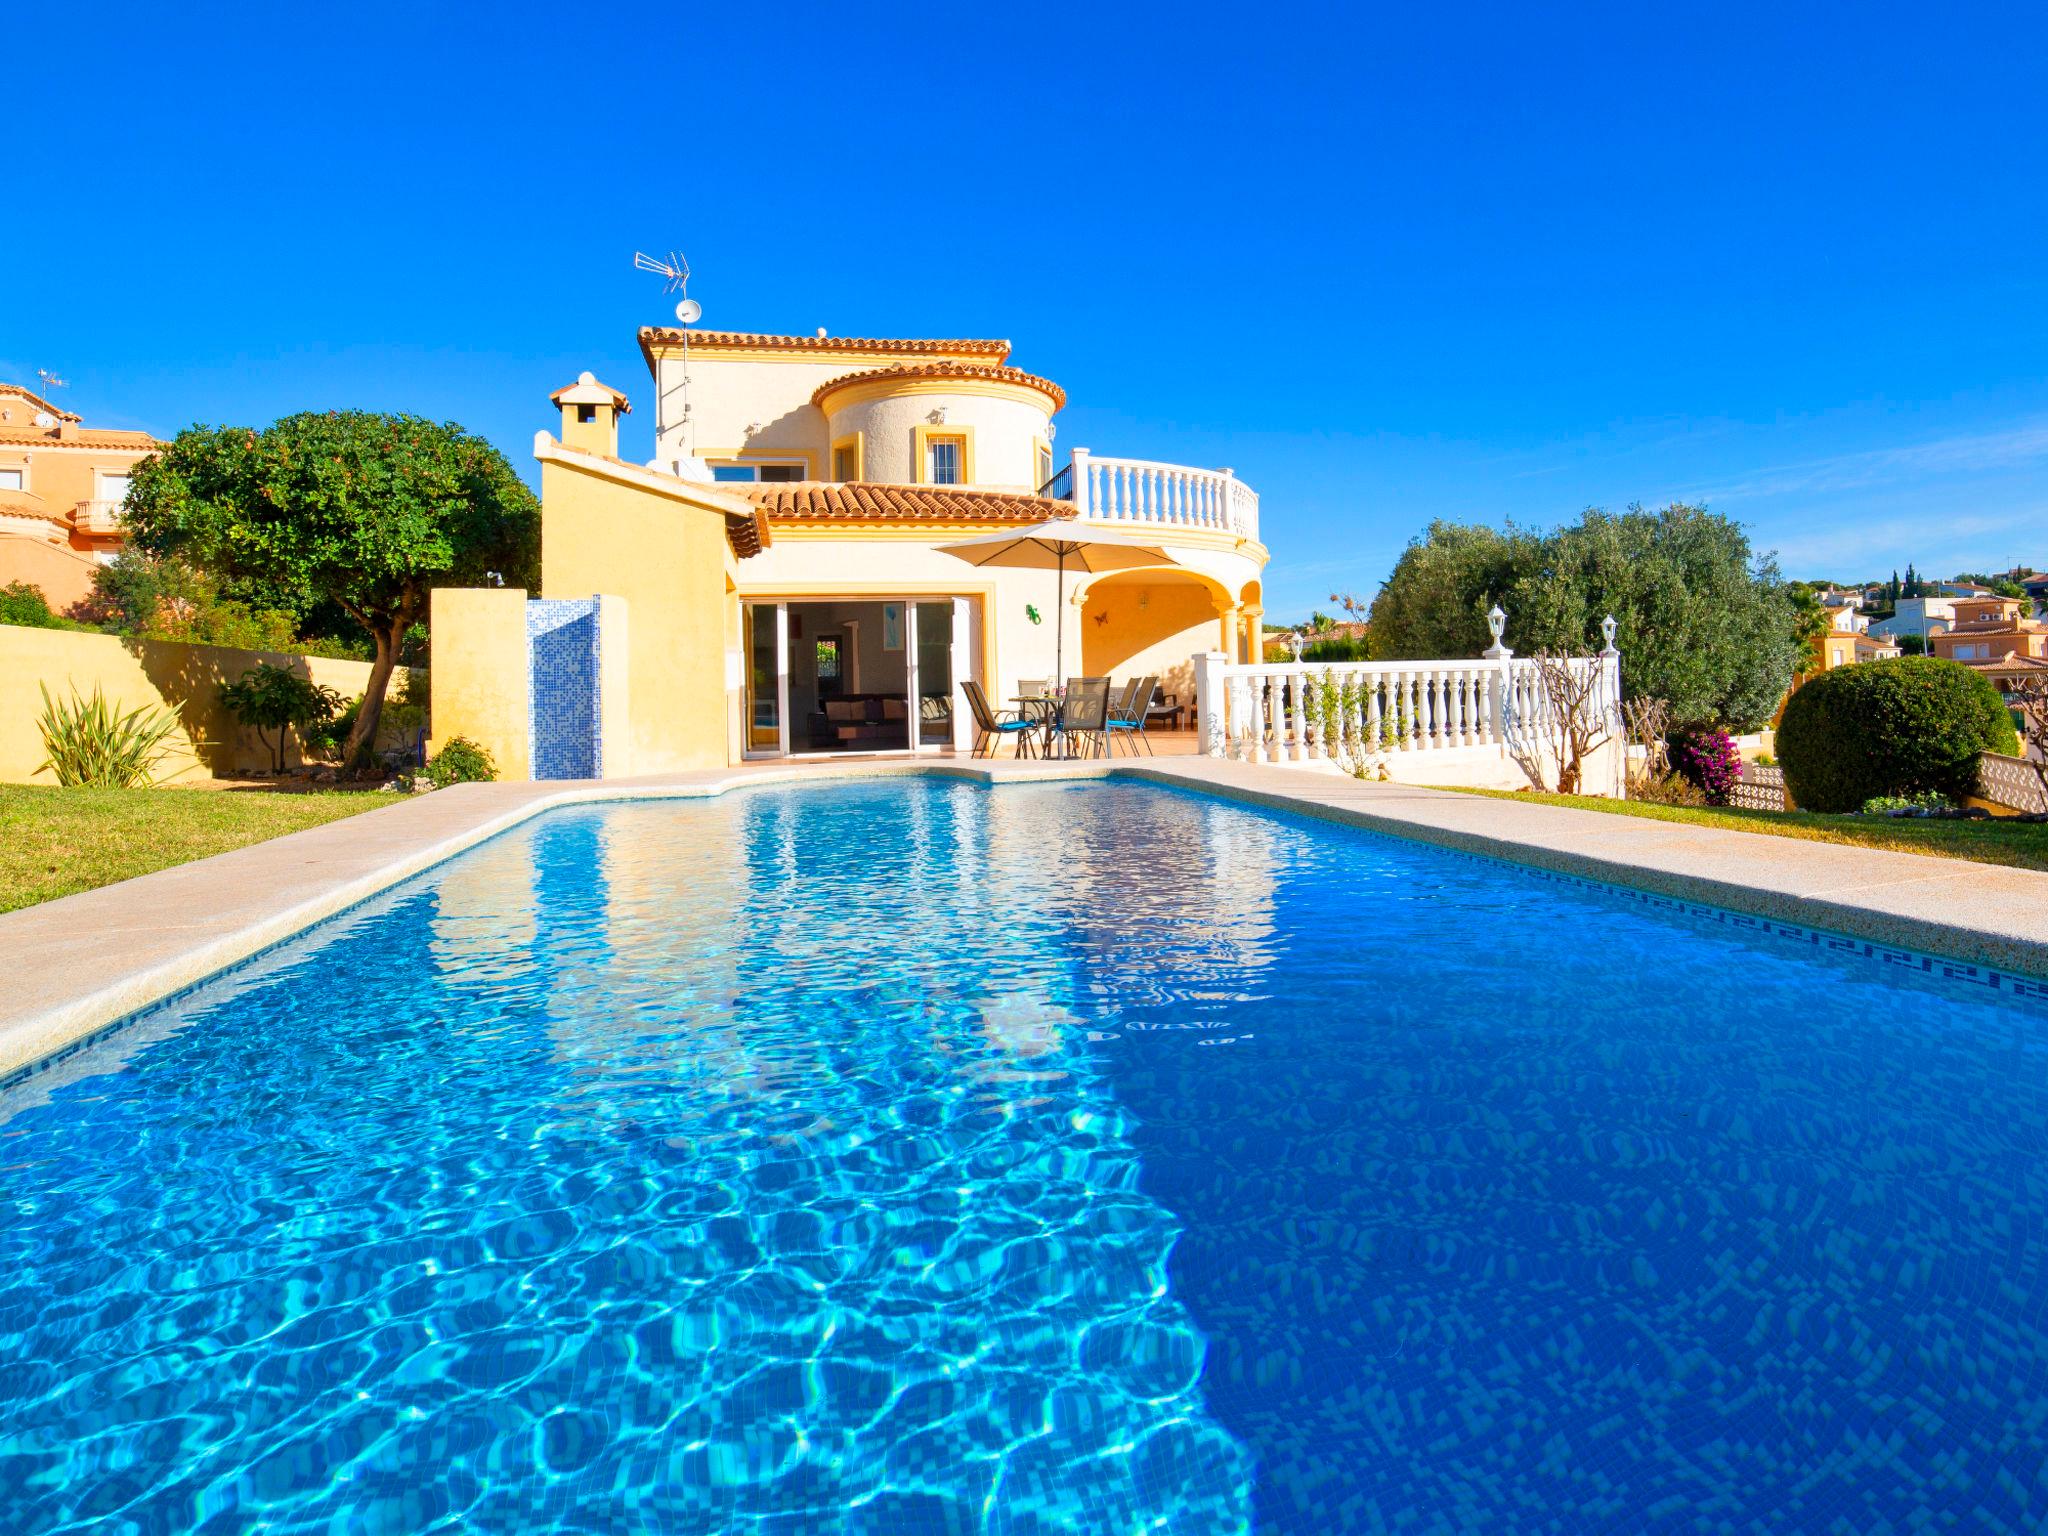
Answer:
[{"left": 1669, "top": 728, "right": 1744, "bottom": 805}]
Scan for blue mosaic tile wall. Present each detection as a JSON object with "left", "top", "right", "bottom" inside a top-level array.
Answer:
[{"left": 528, "top": 598, "right": 601, "bottom": 781}]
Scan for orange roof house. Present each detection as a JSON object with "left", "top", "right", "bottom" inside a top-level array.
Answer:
[
  {"left": 1930, "top": 597, "right": 2048, "bottom": 665},
  {"left": 0, "top": 383, "right": 161, "bottom": 610}
]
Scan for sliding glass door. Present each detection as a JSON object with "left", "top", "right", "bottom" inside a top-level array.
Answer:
[{"left": 743, "top": 599, "right": 966, "bottom": 758}]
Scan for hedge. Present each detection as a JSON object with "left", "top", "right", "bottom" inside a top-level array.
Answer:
[{"left": 1776, "top": 656, "right": 2018, "bottom": 813}]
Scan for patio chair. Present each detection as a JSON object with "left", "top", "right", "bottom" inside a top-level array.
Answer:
[
  {"left": 1106, "top": 675, "right": 1160, "bottom": 755},
  {"left": 963, "top": 679, "right": 1038, "bottom": 758},
  {"left": 1049, "top": 677, "right": 1112, "bottom": 759},
  {"left": 1144, "top": 688, "right": 1182, "bottom": 732}
]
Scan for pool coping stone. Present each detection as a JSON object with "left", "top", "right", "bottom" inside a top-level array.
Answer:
[{"left": 4, "top": 756, "right": 2046, "bottom": 1084}]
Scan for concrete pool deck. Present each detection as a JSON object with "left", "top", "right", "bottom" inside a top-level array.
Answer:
[{"left": 3, "top": 756, "right": 2046, "bottom": 1083}]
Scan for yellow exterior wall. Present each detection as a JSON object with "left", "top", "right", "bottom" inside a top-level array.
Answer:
[
  {"left": 0, "top": 625, "right": 415, "bottom": 784},
  {"left": 0, "top": 534, "right": 102, "bottom": 610},
  {"left": 427, "top": 586, "right": 531, "bottom": 780},
  {"left": 1079, "top": 577, "right": 1227, "bottom": 703},
  {"left": 539, "top": 453, "right": 731, "bottom": 775}
]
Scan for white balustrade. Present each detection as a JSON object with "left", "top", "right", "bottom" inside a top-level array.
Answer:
[
  {"left": 1064, "top": 448, "right": 1260, "bottom": 544},
  {"left": 1194, "top": 654, "right": 1619, "bottom": 768}
]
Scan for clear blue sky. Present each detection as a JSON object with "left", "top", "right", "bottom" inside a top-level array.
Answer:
[{"left": 8, "top": 3, "right": 2044, "bottom": 620}]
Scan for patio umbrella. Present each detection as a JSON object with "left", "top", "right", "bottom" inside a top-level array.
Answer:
[{"left": 939, "top": 519, "right": 1180, "bottom": 685}]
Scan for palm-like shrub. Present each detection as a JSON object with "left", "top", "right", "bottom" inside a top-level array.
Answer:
[
  {"left": 1777, "top": 657, "right": 2018, "bottom": 813},
  {"left": 36, "top": 685, "right": 184, "bottom": 789}
]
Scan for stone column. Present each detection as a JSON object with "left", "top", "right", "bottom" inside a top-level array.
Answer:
[{"left": 1193, "top": 651, "right": 1229, "bottom": 757}]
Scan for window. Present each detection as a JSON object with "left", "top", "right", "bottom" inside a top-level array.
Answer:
[
  {"left": 1035, "top": 442, "right": 1054, "bottom": 488},
  {"left": 0, "top": 467, "right": 22, "bottom": 492},
  {"left": 712, "top": 462, "right": 806, "bottom": 483},
  {"left": 97, "top": 473, "right": 131, "bottom": 504},
  {"left": 833, "top": 445, "right": 857, "bottom": 481},
  {"left": 926, "top": 435, "right": 965, "bottom": 485}
]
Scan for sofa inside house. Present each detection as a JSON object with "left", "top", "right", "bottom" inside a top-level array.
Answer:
[{"left": 807, "top": 694, "right": 911, "bottom": 751}]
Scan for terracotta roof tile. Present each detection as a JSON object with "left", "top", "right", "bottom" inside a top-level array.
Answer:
[
  {"left": 811, "top": 362, "right": 1066, "bottom": 412},
  {"left": 727, "top": 481, "right": 1075, "bottom": 527},
  {"left": 639, "top": 329, "right": 1009, "bottom": 361},
  {"left": 0, "top": 384, "right": 81, "bottom": 423},
  {"left": 0, "top": 490, "right": 70, "bottom": 526},
  {"left": 0, "top": 426, "right": 160, "bottom": 451}
]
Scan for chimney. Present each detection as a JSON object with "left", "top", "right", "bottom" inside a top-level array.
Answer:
[{"left": 549, "top": 371, "right": 630, "bottom": 458}]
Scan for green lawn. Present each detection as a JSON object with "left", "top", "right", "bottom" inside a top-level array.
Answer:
[
  {"left": 0, "top": 784, "right": 386, "bottom": 914},
  {"left": 1438, "top": 787, "right": 2048, "bottom": 873}
]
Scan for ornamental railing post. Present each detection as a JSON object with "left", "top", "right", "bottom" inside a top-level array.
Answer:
[
  {"left": 1194, "top": 650, "right": 1228, "bottom": 758},
  {"left": 1069, "top": 447, "right": 1092, "bottom": 519},
  {"left": 1483, "top": 603, "right": 1514, "bottom": 755}
]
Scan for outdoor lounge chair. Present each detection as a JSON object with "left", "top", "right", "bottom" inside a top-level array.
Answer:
[
  {"left": 963, "top": 679, "right": 1038, "bottom": 758},
  {"left": 1106, "top": 675, "right": 1160, "bottom": 755},
  {"left": 1049, "top": 677, "right": 1112, "bottom": 759}
]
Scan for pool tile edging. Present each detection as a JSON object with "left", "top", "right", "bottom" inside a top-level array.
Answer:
[{"left": 3, "top": 758, "right": 2045, "bottom": 1087}]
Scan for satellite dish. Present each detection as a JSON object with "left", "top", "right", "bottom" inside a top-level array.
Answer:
[
  {"left": 675, "top": 298, "right": 702, "bottom": 324},
  {"left": 32, "top": 412, "right": 54, "bottom": 429}
]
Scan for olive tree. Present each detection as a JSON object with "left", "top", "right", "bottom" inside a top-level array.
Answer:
[
  {"left": 1368, "top": 504, "right": 1805, "bottom": 731},
  {"left": 126, "top": 412, "right": 539, "bottom": 767}
]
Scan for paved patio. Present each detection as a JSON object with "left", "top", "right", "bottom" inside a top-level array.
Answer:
[{"left": 3, "top": 756, "right": 2045, "bottom": 1085}]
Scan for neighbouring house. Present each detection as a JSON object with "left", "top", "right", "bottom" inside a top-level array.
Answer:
[
  {"left": 1868, "top": 596, "right": 1957, "bottom": 643},
  {"left": 1815, "top": 587, "right": 1863, "bottom": 610},
  {"left": 431, "top": 330, "right": 1268, "bottom": 777},
  {"left": 0, "top": 383, "right": 159, "bottom": 610},
  {"left": 1822, "top": 601, "right": 1869, "bottom": 634},
  {"left": 1929, "top": 596, "right": 2048, "bottom": 665},
  {"left": 1936, "top": 579, "right": 1995, "bottom": 598},
  {"left": 2022, "top": 572, "right": 2048, "bottom": 620}
]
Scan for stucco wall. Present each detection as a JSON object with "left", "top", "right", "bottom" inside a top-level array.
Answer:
[
  {"left": 824, "top": 389, "right": 1052, "bottom": 489},
  {"left": 540, "top": 451, "right": 731, "bottom": 775},
  {"left": 0, "top": 534, "right": 101, "bottom": 610},
  {"left": 1079, "top": 578, "right": 1224, "bottom": 704},
  {"left": 0, "top": 625, "right": 413, "bottom": 784},
  {"left": 427, "top": 587, "right": 531, "bottom": 780},
  {"left": 651, "top": 354, "right": 846, "bottom": 476}
]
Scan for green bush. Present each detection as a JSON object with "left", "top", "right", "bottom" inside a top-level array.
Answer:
[
  {"left": 218, "top": 663, "right": 343, "bottom": 773},
  {"left": 1, "top": 582, "right": 89, "bottom": 631},
  {"left": 1777, "top": 657, "right": 2018, "bottom": 813},
  {"left": 424, "top": 736, "right": 495, "bottom": 788}
]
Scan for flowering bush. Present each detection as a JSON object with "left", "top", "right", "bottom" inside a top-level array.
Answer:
[{"left": 1669, "top": 729, "right": 1744, "bottom": 805}]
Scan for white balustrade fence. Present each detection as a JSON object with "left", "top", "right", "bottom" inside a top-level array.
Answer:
[
  {"left": 1064, "top": 449, "right": 1260, "bottom": 543},
  {"left": 1191, "top": 650, "right": 1623, "bottom": 774}
]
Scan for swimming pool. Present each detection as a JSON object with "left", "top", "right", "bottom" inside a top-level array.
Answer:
[{"left": 3, "top": 778, "right": 2046, "bottom": 1533}]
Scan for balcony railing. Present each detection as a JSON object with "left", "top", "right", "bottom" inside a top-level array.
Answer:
[
  {"left": 72, "top": 499, "right": 126, "bottom": 536},
  {"left": 1040, "top": 449, "right": 1259, "bottom": 543}
]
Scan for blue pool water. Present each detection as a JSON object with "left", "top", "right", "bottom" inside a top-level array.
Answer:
[{"left": 4, "top": 779, "right": 2048, "bottom": 1534}]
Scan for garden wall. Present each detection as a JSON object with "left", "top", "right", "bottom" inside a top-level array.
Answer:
[{"left": 0, "top": 625, "right": 417, "bottom": 784}]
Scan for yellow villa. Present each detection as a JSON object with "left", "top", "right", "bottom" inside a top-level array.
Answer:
[
  {"left": 434, "top": 329, "right": 1269, "bottom": 778},
  {"left": 0, "top": 383, "right": 159, "bottom": 610}
]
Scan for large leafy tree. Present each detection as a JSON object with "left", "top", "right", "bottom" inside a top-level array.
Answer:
[
  {"left": 125, "top": 412, "right": 539, "bottom": 765},
  {"left": 1368, "top": 504, "right": 1804, "bottom": 730}
]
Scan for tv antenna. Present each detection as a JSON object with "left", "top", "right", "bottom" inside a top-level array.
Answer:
[
  {"left": 36, "top": 368, "right": 68, "bottom": 391},
  {"left": 633, "top": 249, "right": 700, "bottom": 453}
]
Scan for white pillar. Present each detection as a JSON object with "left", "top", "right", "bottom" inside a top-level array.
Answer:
[{"left": 1194, "top": 650, "right": 1229, "bottom": 758}]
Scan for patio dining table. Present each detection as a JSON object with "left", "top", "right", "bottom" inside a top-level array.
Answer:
[{"left": 1012, "top": 694, "right": 1066, "bottom": 756}]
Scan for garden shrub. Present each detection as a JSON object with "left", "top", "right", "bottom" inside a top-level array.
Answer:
[
  {"left": 35, "top": 684, "right": 182, "bottom": 788},
  {"left": 424, "top": 736, "right": 495, "bottom": 787},
  {"left": 1628, "top": 771, "right": 1708, "bottom": 807},
  {"left": 1777, "top": 657, "right": 2018, "bottom": 813},
  {"left": 1, "top": 582, "right": 89, "bottom": 631},
  {"left": 1669, "top": 729, "right": 1743, "bottom": 805},
  {"left": 218, "top": 663, "right": 342, "bottom": 773}
]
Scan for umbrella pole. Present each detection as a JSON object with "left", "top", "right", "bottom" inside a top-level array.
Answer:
[{"left": 1055, "top": 548, "right": 1066, "bottom": 687}]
